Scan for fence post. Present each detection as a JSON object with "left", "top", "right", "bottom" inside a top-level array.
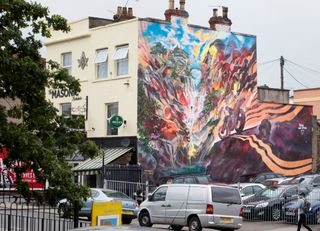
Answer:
[
  {"left": 8, "top": 214, "right": 11, "bottom": 231},
  {"left": 73, "top": 201, "right": 79, "bottom": 228}
]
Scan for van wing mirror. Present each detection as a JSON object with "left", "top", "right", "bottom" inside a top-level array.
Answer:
[{"left": 148, "top": 193, "right": 153, "bottom": 201}]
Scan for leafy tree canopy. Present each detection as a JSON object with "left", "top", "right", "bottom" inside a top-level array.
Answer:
[{"left": 0, "top": 0, "right": 99, "bottom": 204}]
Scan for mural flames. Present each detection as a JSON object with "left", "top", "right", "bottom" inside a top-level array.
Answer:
[{"left": 137, "top": 17, "right": 312, "bottom": 183}]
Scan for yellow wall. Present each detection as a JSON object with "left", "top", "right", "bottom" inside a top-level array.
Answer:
[{"left": 45, "top": 18, "right": 139, "bottom": 138}]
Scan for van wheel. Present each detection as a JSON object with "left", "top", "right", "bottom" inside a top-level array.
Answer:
[
  {"left": 188, "top": 216, "right": 202, "bottom": 231},
  {"left": 170, "top": 224, "right": 183, "bottom": 231},
  {"left": 138, "top": 211, "right": 153, "bottom": 227}
]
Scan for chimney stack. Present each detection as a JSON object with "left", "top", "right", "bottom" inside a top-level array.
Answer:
[
  {"left": 209, "top": 7, "right": 232, "bottom": 31},
  {"left": 164, "top": 0, "right": 189, "bottom": 22},
  {"left": 113, "top": 6, "right": 136, "bottom": 22}
]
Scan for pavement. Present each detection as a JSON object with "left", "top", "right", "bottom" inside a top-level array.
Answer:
[{"left": 70, "top": 220, "right": 320, "bottom": 231}]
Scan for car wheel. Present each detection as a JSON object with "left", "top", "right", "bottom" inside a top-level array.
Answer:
[
  {"left": 188, "top": 216, "right": 202, "bottom": 231},
  {"left": 170, "top": 224, "right": 183, "bottom": 231},
  {"left": 271, "top": 205, "right": 281, "bottom": 221},
  {"left": 138, "top": 211, "right": 152, "bottom": 227},
  {"left": 122, "top": 217, "right": 132, "bottom": 225}
]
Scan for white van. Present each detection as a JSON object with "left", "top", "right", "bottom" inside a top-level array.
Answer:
[{"left": 138, "top": 184, "right": 242, "bottom": 231}]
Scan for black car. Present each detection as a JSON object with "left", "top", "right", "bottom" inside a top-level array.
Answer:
[{"left": 242, "top": 185, "right": 310, "bottom": 221}]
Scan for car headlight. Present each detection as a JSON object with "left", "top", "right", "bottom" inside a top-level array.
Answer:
[{"left": 256, "top": 202, "right": 269, "bottom": 208}]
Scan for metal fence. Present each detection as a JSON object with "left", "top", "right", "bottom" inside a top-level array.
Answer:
[
  {"left": 0, "top": 191, "right": 90, "bottom": 231},
  {"left": 242, "top": 189, "right": 320, "bottom": 225}
]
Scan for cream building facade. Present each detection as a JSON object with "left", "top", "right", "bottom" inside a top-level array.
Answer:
[{"left": 46, "top": 17, "right": 139, "bottom": 138}]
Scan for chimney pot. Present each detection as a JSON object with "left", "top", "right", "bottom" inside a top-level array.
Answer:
[
  {"left": 213, "top": 8, "right": 218, "bottom": 17},
  {"left": 128, "top": 7, "right": 133, "bottom": 17},
  {"left": 180, "top": 0, "right": 186, "bottom": 10},
  {"left": 169, "top": 0, "right": 174, "bottom": 10},
  {"left": 117, "top": 6, "right": 122, "bottom": 15},
  {"left": 223, "top": 7, "right": 228, "bottom": 18},
  {"left": 122, "top": 7, "right": 128, "bottom": 15}
]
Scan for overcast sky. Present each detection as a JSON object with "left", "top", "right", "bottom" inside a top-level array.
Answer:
[{"left": 34, "top": 0, "right": 320, "bottom": 90}]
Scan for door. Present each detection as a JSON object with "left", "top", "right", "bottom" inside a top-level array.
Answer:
[
  {"left": 148, "top": 186, "right": 168, "bottom": 224},
  {"left": 165, "top": 185, "right": 189, "bottom": 225}
]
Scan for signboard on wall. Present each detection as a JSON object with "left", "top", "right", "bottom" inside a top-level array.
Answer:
[{"left": 0, "top": 148, "right": 44, "bottom": 190}]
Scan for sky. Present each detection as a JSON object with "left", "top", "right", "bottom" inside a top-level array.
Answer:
[{"left": 33, "top": 0, "right": 320, "bottom": 90}]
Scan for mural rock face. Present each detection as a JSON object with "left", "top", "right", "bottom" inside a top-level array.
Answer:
[{"left": 137, "top": 17, "right": 312, "bottom": 183}]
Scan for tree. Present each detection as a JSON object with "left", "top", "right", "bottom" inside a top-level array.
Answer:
[{"left": 0, "top": 0, "right": 99, "bottom": 204}]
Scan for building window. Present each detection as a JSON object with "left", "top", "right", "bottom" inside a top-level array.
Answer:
[
  {"left": 61, "top": 103, "right": 71, "bottom": 117},
  {"left": 113, "top": 45, "right": 128, "bottom": 76},
  {"left": 94, "top": 49, "right": 108, "bottom": 79},
  {"left": 106, "top": 102, "right": 119, "bottom": 135},
  {"left": 62, "top": 52, "right": 72, "bottom": 75}
]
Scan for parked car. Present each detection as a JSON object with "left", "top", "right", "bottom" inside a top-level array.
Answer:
[
  {"left": 263, "top": 177, "right": 293, "bottom": 186},
  {"left": 283, "top": 188, "right": 320, "bottom": 224},
  {"left": 242, "top": 185, "right": 310, "bottom": 221},
  {"left": 58, "top": 188, "right": 139, "bottom": 224},
  {"left": 236, "top": 172, "right": 284, "bottom": 183},
  {"left": 229, "top": 183, "right": 266, "bottom": 201},
  {"left": 286, "top": 174, "right": 320, "bottom": 188},
  {"left": 138, "top": 184, "right": 242, "bottom": 231}
]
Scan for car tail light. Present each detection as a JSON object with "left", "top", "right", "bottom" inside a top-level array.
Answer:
[
  {"left": 134, "top": 202, "right": 139, "bottom": 207},
  {"left": 239, "top": 207, "right": 243, "bottom": 217},
  {"left": 206, "top": 204, "right": 214, "bottom": 214}
]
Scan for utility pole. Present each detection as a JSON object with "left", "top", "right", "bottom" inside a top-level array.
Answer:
[{"left": 280, "top": 56, "right": 285, "bottom": 89}]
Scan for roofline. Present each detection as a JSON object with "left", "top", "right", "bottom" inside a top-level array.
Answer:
[{"left": 294, "top": 87, "right": 320, "bottom": 92}]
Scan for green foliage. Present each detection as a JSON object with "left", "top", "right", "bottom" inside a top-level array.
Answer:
[{"left": 0, "top": 0, "right": 98, "bottom": 204}]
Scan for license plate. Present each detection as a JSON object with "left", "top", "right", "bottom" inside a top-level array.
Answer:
[
  {"left": 244, "top": 208, "right": 251, "bottom": 213},
  {"left": 122, "top": 210, "right": 134, "bottom": 215},
  {"left": 285, "top": 211, "right": 295, "bottom": 216},
  {"left": 220, "top": 217, "right": 233, "bottom": 223}
]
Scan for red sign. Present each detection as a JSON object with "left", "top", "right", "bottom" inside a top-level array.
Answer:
[{"left": 0, "top": 148, "right": 44, "bottom": 190}]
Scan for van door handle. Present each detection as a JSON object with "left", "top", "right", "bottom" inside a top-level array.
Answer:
[
  {"left": 161, "top": 204, "right": 171, "bottom": 207},
  {"left": 167, "top": 204, "right": 171, "bottom": 207},
  {"left": 161, "top": 204, "right": 166, "bottom": 207}
]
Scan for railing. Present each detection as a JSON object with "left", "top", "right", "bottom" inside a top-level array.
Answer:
[{"left": 0, "top": 191, "right": 90, "bottom": 231}]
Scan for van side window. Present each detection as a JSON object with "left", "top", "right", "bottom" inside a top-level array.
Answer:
[
  {"left": 188, "top": 187, "right": 207, "bottom": 201},
  {"left": 166, "top": 186, "right": 188, "bottom": 201},
  {"left": 212, "top": 187, "right": 241, "bottom": 205},
  {"left": 152, "top": 186, "right": 168, "bottom": 201}
]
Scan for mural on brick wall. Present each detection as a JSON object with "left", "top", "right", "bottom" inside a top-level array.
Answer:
[{"left": 137, "top": 17, "right": 313, "bottom": 183}]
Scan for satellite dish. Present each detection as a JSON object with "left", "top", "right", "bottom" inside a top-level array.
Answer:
[{"left": 121, "top": 138, "right": 131, "bottom": 147}]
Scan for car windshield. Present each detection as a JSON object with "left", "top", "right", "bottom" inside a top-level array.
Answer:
[
  {"left": 102, "top": 191, "right": 130, "bottom": 199},
  {"left": 255, "top": 187, "right": 284, "bottom": 198},
  {"left": 306, "top": 190, "right": 320, "bottom": 201}
]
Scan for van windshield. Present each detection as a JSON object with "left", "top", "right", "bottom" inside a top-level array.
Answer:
[{"left": 211, "top": 187, "right": 241, "bottom": 205}]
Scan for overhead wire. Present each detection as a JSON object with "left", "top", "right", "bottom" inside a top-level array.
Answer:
[
  {"left": 283, "top": 67, "right": 309, "bottom": 89},
  {"left": 285, "top": 58, "right": 320, "bottom": 76},
  {"left": 257, "top": 58, "right": 279, "bottom": 66}
]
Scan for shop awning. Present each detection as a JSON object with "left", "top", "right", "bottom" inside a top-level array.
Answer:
[{"left": 72, "top": 147, "right": 132, "bottom": 175}]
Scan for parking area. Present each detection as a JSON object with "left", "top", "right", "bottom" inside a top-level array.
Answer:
[{"left": 125, "top": 220, "right": 320, "bottom": 231}]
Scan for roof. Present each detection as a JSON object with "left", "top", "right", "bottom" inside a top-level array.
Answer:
[
  {"left": 229, "top": 183, "right": 265, "bottom": 187},
  {"left": 72, "top": 147, "right": 132, "bottom": 173}
]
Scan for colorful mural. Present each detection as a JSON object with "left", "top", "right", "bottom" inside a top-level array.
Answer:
[{"left": 137, "top": 17, "right": 313, "bottom": 183}]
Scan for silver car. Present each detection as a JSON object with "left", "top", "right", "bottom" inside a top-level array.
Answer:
[
  {"left": 58, "top": 188, "right": 139, "bottom": 224},
  {"left": 138, "top": 184, "right": 242, "bottom": 231}
]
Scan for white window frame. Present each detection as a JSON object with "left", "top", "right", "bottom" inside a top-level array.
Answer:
[
  {"left": 62, "top": 52, "right": 72, "bottom": 75},
  {"left": 60, "top": 103, "right": 71, "bottom": 117},
  {"left": 106, "top": 102, "right": 119, "bottom": 136},
  {"left": 113, "top": 45, "right": 129, "bottom": 76},
  {"left": 94, "top": 48, "right": 108, "bottom": 79}
]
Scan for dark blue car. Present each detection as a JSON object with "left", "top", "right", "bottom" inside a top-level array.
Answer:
[{"left": 283, "top": 188, "right": 320, "bottom": 224}]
